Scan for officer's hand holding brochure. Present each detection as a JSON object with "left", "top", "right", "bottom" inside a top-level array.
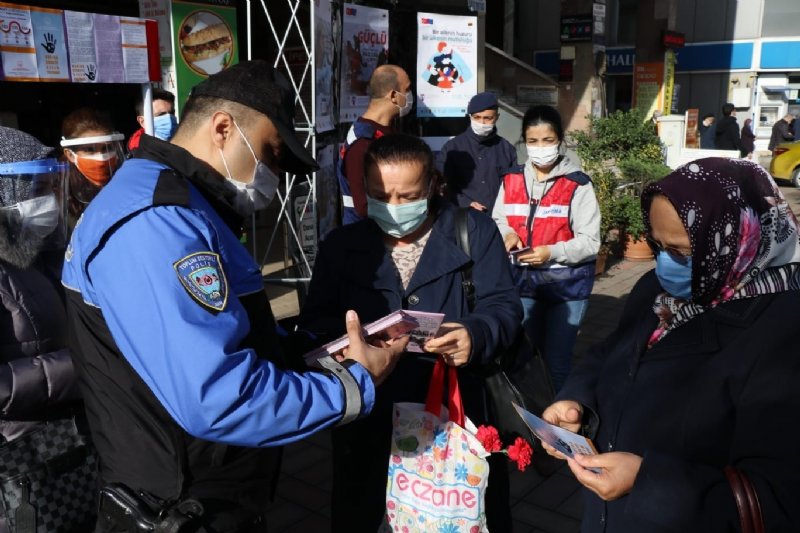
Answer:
[
  {"left": 303, "top": 310, "right": 445, "bottom": 366},
  {"left": 512, "top": 402, "right": 601, "bottom": 473}
]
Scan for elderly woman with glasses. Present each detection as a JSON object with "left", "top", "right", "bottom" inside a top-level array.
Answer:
[{"left": 541, "top": 158, "right": 800, "bottom": 532}]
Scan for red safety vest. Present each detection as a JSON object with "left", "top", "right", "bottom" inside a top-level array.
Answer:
[{"left": 502, "top": 170, "right": 581, "bottom": 247}]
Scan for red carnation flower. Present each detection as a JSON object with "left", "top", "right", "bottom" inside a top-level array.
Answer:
[
  {"left": 506, "top": 437, "right": 533, "bottom": 472},
  {"left": 476, "top": 425, "right": 502, "bottom": 453}
]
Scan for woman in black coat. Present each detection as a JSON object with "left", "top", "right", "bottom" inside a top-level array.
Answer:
[
  {"left": 0, "top": 127, "right": 95, "bottom": 531},
  {"left": 741, "top": 118, "right": 756, "bottom": 158},
  {"left": 543, "top": 158, "right": 800, "bottom": 532},
  {"left": 298, "top": 134, "right": 522, "bottom": 533}
]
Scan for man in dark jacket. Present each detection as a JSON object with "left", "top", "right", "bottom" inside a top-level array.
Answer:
[
  {"left": 768, "top": 113, "right": 794, "bottom": 152},
  {"left": 698, "top": 113, "right": 716, "bottom": 149},
  {"left": 714, "top": 103, "right": 743, "bottom": 154},
  {"left": 437, "top": 92, "right": 517, "bottom": 211}
]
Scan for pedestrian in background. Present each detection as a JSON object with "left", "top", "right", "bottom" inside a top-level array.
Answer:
[
  {"left": 714, "top": 103, "right": 743, "bottom": 155},
  {"left": 492, "top": 105, "right": 600, "bottom": 391},
  {"left": 793, "top": 113, "right": 800, "bottom": 142},
  {"left": 437, "top": 91, "right": 517, "bottom": 212},
  {"left": 698, "top": 113, "right": 716, "bottom": 149},
  {"left": 768, "top": 113, "right": 794, "bottom": 153},
  {"left": 543, "top": 158, "right": 800, "bottom": 532},
  {"left": 60, "top": 107, "right": 125, "bottom": 228},
  {"left": 127, "top": 88, "right": 177, "bottom": 151},
  {"left": 740, "top": 117, "right": 756, "bottom": 159},
  {"left": 338, "top": 64, "right": 412, "bottom": 224},
  {"left": 300, "top": 133, "right": 521, "bottom": 532}
]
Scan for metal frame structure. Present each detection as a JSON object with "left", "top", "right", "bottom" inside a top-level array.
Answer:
[{"left": 246, "top": 0, "right": 317, "bottom": 284}]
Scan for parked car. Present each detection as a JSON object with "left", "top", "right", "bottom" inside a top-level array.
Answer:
[{"left": 770, "top": 141, "right": 800, "bottom": 187}]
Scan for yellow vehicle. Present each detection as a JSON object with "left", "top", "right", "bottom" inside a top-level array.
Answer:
[{"left": 770, "top": 141, "right": 800, "bottom": 187}]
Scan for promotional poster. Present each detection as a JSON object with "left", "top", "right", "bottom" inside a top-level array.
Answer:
[
  {"left": 315, "top": 144, "right": 338, "bottom": 241},
  {"left": 0, "top": 3, "right": 38, "bottom": 81},
  {"left": 314, "top": 0, "right": 336, "bottom": 132},
  {"left": 339, "top": 3, "right": 388, "bottom": 123},
  {"left": 29, "top": 6, "right": 70, "bottom": 82},
  {"left": 171, "top": 0, "right": 239, "bottom": 115},
  {"left": 416, "top": 12, "right": 477, "bottom": 118}
]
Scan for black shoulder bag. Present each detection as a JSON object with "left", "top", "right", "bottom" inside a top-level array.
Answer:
[{"left": 455, "top": 208, "right": 558, "bottom": 469}]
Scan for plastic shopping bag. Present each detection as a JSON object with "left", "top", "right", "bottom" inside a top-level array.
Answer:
[{"left": 385, "top": 360, "right": 491, "bottom": 533}]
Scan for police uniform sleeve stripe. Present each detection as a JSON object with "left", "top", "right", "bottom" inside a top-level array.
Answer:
[{"left": 87, "top": 205, "right": 375, "bottom": 447}]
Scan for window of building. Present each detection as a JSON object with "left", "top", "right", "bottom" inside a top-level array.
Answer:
[
  {"left": 615, "top": 0, "right": 638, "bottom": 45},
  {"left": 761, "top": 0, "right": 800, "bottom": 38}
]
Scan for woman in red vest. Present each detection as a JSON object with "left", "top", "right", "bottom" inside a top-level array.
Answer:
[{"left": 491, "top": 105, "right": 600, "bottom": 391}]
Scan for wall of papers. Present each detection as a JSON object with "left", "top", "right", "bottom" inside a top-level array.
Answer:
[{"left": 0, "top": 2, "right": 156, "bottom": 83}]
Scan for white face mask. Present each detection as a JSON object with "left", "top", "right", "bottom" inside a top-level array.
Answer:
[
  {"left": 16, "top": 194, "right": 60, "bottom": 238},
  {"left": 470, "top": 120, "right": 494, "bottom": 137},
  {"left": 219, "top": 120, "right": 281, "bottom": 216},
  {"left": 395, "top": 91, "right": 414, "bottom": 118},
  {"left": 527, "top": 144, "right": 560, "bottom": 167}
]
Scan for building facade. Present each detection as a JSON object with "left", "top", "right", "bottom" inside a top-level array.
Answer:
[{"left": 513, "top": 0, "right": 800, "bottom": 150}]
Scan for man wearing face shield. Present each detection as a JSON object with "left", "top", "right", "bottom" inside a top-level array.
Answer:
[
  {"left": 337, "top": 64, "right": 413, "bottom": 224},
  {"left": 60, "top": 107, "right": 125, "bottom": 228},
  {"left": 62, "top": 61, "right": 405, "bottom": 532},
  {"left": 436, "top": 92, "right": 517, "bottom": 212},
  {"left": 0, "top": 127, "right": 97, "bottom": 530}
]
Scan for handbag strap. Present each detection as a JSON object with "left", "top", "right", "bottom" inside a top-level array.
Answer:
[
  {"left": 724, "top": 466, "right": 765, "bottom": 533},
  {"left": 424, "top": 359, "right": 465, "bottom": 426},
  {"left": 454, "top": 207, "right": 476, "bottom": 313}
]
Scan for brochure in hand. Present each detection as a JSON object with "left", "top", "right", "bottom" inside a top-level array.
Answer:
[
  {"left": 302, "top": 310, "right": 446, "bottom": 365},
  {"left": 512, "top": 402, "right": 600, "bottom": 472}
]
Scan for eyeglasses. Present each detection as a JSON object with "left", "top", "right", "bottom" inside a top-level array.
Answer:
[{"left": 645, "top": 235, "right": 692, "bottom": 265}]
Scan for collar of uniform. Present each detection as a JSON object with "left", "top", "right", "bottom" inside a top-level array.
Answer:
[
  {"left": 466, "top": 127, "right": 498, "bottom": 145},
  {"left": 136, "top": 135, "right": 245, "bottom": 233}
]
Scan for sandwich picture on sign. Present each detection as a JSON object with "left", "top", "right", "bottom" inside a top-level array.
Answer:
[{"left": 178, "top": 11, "right": 234, "bottom": 76}]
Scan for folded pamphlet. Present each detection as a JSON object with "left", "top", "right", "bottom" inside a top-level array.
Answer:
[
  {"left": 303, "top": 310, "right": 446, "bottom": 365},
  {"left": 512, "top": 402, "right": 600, "bottom": 472}
]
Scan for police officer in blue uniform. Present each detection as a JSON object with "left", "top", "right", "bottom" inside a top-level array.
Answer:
[{"left": 62, "top": 61, "right": 405, "bottom": 532}]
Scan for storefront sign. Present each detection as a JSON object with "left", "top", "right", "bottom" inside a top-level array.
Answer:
[{"left": 560, "top": 16, "right": 592, "bottom": 42}]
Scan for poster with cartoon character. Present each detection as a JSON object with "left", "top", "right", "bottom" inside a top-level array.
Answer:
[
  {"left": 339, "top": 3, "right": 388, "bottom": 123},
  {"left": 416, "top": 13, "right": 477, "bottom": 118}
]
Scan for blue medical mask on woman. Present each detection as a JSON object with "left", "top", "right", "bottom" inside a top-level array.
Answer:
[
  {"left": 366, "top": 196, "right": 429, "bottom": 238},
  {"left": 655, "top": 251, "right": 693, "bottom": 299},
  {"left": 153, "top": 114, "right": 178, "bottom": 141}
]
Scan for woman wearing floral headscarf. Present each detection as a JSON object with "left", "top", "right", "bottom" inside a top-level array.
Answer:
[{"left": 541, "top": 158, "right": 800, "bottom": 532}]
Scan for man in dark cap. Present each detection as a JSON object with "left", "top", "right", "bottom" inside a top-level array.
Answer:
[
  {"left": 62, "top": 61, "right": 405, "bottom": 532},
  {"left": 436, "top": 91, "right": 517, "bottom": 211}
]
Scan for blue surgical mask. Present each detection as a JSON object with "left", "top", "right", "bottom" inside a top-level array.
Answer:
[
  {"left": 367, "top": 196, "right": 428, "bottom": 238},
  {"left": 153, "top": 113, "right": 178, "bottom": 141},
  {"left": 655, "top": 251, "right": 693, "bottom": 299}
]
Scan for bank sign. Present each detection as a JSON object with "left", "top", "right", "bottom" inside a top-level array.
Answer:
[{"left": 606, "top": 47, "right": 635, "bottom": 74}]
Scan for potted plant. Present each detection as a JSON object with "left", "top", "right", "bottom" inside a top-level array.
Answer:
[
  {"left": 615, "top": 158, "right": 672, "bottom": 260},
  {"left": 571, "top": 109, "right": 669, "bottom": 267}
]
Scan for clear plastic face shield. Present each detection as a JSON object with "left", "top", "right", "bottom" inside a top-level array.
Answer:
[
  {"left": 61, "top": 133, "right": 125, "bottom": 204},
  {"left": 0, "top": 158, "right": 69, "bottom": 250}
]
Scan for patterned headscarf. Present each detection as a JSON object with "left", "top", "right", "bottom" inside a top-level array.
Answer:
[{"left": 641, "top": 158, "right": 800, "bottom": 346}]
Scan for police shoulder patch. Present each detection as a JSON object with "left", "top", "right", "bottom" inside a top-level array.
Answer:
[{"left": 174, "top": 251, "right": 228, "bottom": 312}]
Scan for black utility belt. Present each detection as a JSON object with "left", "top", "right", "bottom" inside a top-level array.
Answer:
[{"left": 97, "top": 483, "right": 204, "bottom": 533}]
